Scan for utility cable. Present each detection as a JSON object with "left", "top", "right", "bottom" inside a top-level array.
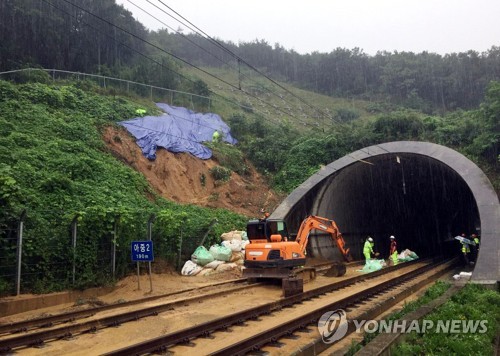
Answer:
[
  {"left": 40, "top": 0, "right": 282, "bottom": 123},
  {"left": 57, "top": 0, "right": 307, "bottom": 122},
  {"left": 154, "top": 0, "right": 339, "bottom": 125},
  {"left": 135, "top": 0, "right": 327, "bottom": 126}
]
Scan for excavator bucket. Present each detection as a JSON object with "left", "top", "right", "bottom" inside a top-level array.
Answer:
[{"left": 324, "top": 262, "right": 347, "bottom": 277}]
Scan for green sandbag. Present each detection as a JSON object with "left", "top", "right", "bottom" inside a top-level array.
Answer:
[
  {"left": 360, "top": 259, "right": 384, "bottom": 273},
  {"left": 191, "top": 246, "right": 214, "bottom": 266},
  {"left": 209, "top": 245, "right": 232, "bottom": 261}
]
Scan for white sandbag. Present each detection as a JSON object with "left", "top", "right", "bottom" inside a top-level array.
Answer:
[
  {"left": 198, "top": 268, "right": 214, "bottom": 276},
  {"left": 204, "top": 260, "right": 225, "bottom": 269},
  {"left": 240, "top": 240, "right": 250, "bottom": 250},
  {"left": 229, "top": 251, "right": 244, "bottom": 262},
  {"left": 221, "top": 230, "right": 244, "bottom": 241},
  {"left": 222, "top": 239, "right": 242, "bottom": 252},
  {"left": 459, "top": 271, "right": 472, "bottom": 279},
  {"left": 216, "top": 262, "right": 238, "bottom": 272},
  {"left": 181, "top": 260, "right": 203, "bottom": 276}
]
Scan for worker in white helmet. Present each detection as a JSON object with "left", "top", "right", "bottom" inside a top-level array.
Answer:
[{"left": 363, "top": 236, "right": 375, "bottom": 262}]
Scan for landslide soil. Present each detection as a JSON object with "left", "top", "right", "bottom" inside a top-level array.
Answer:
[{"left": 103, "top": 126, "right": 284, "bottom": 217}]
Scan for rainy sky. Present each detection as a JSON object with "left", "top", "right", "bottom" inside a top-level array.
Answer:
[{"left": 116, "top": 0, "right": 500, "bottom": 56}]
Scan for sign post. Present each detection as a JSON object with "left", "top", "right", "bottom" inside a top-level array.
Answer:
[{"left": 131, "top": 241, "right": 154, "bottom": 292}]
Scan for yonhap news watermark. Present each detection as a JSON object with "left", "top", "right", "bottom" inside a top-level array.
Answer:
[{"left": 317, "top": 309, "right": 488, "bottom": 344}]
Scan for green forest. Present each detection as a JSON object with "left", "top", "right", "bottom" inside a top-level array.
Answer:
[{"left": 0, "top": 0, "right": 499, "bottom": 295}]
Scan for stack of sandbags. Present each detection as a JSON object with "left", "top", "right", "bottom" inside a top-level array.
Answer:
[{"left": 182, "top": 229, "right": 251, "bottom": 277}]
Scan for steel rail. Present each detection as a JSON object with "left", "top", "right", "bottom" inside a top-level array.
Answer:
[
  {"left": 214, "top": 259, "right": 456, "bottom": 356},
  {"left": 0, "top": 281, "right": 256, "bottom": 352},
  {"left": 0, "top": 278, "right": 247, "bottom": 335},
  {"left": 0, "top": 259, "right": 418, "bottom": 352},
  {"left": 0, "top": 260, "right": 361, "bottom": 336},
  {"left": 103, "top": 259, "right": 432, "bottom": 356}
]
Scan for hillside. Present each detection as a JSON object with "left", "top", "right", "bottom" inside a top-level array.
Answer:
[{"left": 103, "top": 125, "right": 283, "bottom": 217}]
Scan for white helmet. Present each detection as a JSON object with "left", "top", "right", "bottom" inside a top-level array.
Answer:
[
  {"left": 367, "top": 237, "right": 373, "bottom": 242},
  {"left": 390, "top": 235, "right": 395, "bottom": 239}
]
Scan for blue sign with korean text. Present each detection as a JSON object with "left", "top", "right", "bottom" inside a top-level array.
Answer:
[{"left": 131, "top": 241, "right": 154, "bottom": 262}]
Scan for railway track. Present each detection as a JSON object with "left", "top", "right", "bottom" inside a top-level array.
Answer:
[
  {"left": 0, "top": 259, "right": 445, "bottom": 354},
  {"left": 0, "top": 277, "right": 249, "bottom": 336},
  {"left": 0, "top": 260, "right": 362, "bottom": 338},
  {"left": 106, "top": 258, "right": 454, "bottom": 356}
]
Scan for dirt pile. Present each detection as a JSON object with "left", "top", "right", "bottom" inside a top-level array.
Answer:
[{"left": 103, "top": 126, "right": 284, "bottom": 217}]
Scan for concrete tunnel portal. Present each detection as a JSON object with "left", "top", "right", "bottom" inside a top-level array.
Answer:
[{"left": 270, "top": 141, "right": 499, "bottom": 286}]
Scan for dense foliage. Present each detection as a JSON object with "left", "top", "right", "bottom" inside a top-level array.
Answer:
[
  {"left": 228, "top": 82, "right": 499, "bottom": 193},
  {"left": 2, "top": 1, "right": 500, "bottom": 113},
  {"left": 396, "top": 283, "right": 500, "bottom": 355},
  {"left": 0, "top": 0, "right": 498, "bottom": 299},
  {"left": 0, "top": 80, "right": 246, "bottom": 294}
]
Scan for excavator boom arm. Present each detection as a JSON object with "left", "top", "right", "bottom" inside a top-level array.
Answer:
[{"left": 295, "top": 216, "right": 352, "bottom": 262}]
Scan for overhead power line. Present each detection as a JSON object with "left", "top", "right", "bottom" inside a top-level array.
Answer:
[
  {"left": 153, "top": 0, "right": 340, "bottom": 125},
  {"left": 56, "top": 0, "right": 318, "bottom": 123},
  {"left": 40, "top": 0, "right": 284, "bottom": 124}
]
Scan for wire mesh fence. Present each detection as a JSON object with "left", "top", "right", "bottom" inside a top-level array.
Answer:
[
  {"left": 0, "top": 68, "right": 215, "bottom": 113},
  {"left": 0, "top": 209, "right": 212, "bottom": 297}
]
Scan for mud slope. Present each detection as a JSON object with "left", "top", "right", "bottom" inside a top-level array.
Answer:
[{"left": 103, "top": 126, "right": 283, "bottom": 217}]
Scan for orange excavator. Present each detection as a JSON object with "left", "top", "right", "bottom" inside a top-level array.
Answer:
[{"left": 243, "top": 215, "right": 352, "bottom": 295}]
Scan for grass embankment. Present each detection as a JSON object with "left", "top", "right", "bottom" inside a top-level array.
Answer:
[
  {"left": 0, "top": 79, "right": 247, "bottom": 294},
  {"left": 395, "top": 283, "right": 500, "bottom": 355},
  {"left": 346, "top": 281, "right": 500, "bottom": 355}
]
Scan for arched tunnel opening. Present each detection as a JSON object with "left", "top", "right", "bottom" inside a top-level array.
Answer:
[
  {"left": 285, "top": 153, "right": 479, "bottom": 261},
  {"left": 270, "top": 142, "right": 499, "bottom": 285}
]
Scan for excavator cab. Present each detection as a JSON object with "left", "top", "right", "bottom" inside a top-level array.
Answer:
[{"left": 246, "top": 218, "right": 289, "bottom": 243}]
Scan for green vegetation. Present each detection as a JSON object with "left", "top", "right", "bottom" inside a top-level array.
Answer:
[
  {"left": 347, "top": 282, "right": 500, "bottom": 355},
  {"left": 347, "top": 280, "right": 451, "bottom": 355},
  {"left": 0, "top": 80, "right": 246, "bottom": 294},
  {"left": 0, "top": 1, "right": 498, "bottom": 303},
  {"left": 395, "top": 284, "right": 500, "bottom": 355}
]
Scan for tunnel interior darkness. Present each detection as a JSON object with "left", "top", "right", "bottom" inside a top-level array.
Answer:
[{"left": 285, "top": 153, "right": 480, "bottom": 261}]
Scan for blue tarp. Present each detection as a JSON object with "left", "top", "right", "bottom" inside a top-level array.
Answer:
[{"left": 119, "top": 103, "right": 237, "bottom": 160}]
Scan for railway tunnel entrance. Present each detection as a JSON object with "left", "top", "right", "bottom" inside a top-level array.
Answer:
[{"left": 270, "top": 141, "right": 499, "bottom": 286}]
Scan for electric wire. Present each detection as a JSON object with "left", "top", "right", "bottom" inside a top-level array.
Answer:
[
  {"left": 42, "top": 0, "right": 373, "bottom": 173},
  {"left": 153, "top": 0, "right": 339, "bottom": 125},
  {"left": 39, "top": 0, "right": 276, "bottom": 123},
  {"left": 133, "top": 0, "right": 336, "bottom": 127},
  {"left": 56, "top": 0, "right": 309, "bottom": 123}
]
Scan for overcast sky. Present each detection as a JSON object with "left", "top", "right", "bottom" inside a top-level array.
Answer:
[{"left": 116, "top": 0, "right": 500, "bottom": 56}]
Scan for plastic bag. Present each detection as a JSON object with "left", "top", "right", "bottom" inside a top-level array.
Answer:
[
  {"left": 360, "top": 259, "right": 384, "bottom": 273},
  {"left": 191, "top": 246, "right": 214, "bottom": 266},
  {"left": 221, "top": 230, "right": 244, "bottom": 241},
  {"left": 222, "top": 239, "right": 242, "bottom": 252},
  {"left": 204, "top": 260, "right": 225, "bottom": 269},
  {"left": 209, "top": 245, "right": 232, "bottom": 261},
  {"left": 181, "top": 260, "right": 203, "bottom": 276}
]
